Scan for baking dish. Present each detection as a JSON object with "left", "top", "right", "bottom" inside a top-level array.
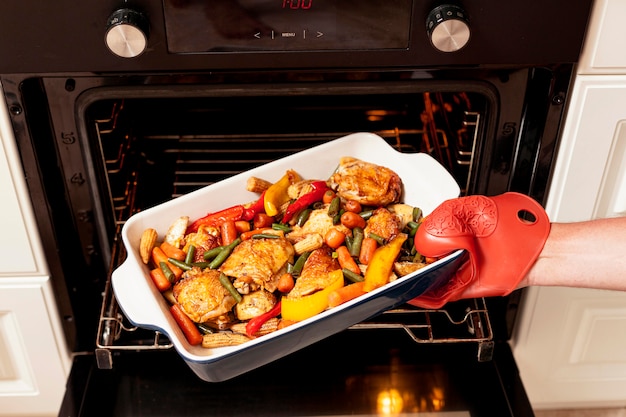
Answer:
[{"left": 111, "top": 132, "right": 464, "bottom": 382}]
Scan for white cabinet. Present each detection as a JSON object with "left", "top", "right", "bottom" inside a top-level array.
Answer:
[
  {"left": 0, "top": 83, "right": 70, "bottom": 416},
  {"left": 512, "top": 0, "right": 626, "bottom": 408}
]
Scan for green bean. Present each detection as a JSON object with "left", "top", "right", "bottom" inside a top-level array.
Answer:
[
  {"left": 203, "top": 246, "right": 225, "bottom": 261},
  {"left": 406, "top": 221, "right": 420, "bottom": 237},
  {"left": 272, "top": 223, "right": 292, "bottom": 233},
  {"left": 349, "top": 227, "right": 364, "bottom": 257},
  {"left": 345, "top": 235, "right": 353, "bottom": 254},
  {"left": 342, "top": 268, "right": 364, "bottom": 283},
  {"left": 185, "top": 244, "right": 196, "bottom": 264},
  {"left": 296, "top": 208, "right": 312, "bottom": 227},
  {"left": 197, "top": 323, "right": 214, "bottom": 335},
  {"left": 291, "top": 251, "right": 311, "bottom": 277},
  {"left": 159, "top": 261, "right": 176, "bottom": 283},
  {"left": 251, "top": 233, "right": 279, "bottom": 239},
  {"left": 412, "top": 207, "right": 423, "bottom": 222},
  {"left": 328, "top": 196, "right": 341, "bottom": 217},
  {"left": 168, "top": 257, "right": 192, "bottom": 271},
  {"left": 408, "top": 238, "right": 416, "bottom": 255},
  {"left": 333, "top": 209, "right": 344, "bottom": 225},
  {"left": 413, "top": 251, "right": 425, "bottom": 263},
  {"left": 360, "top": 210, "right": 374, "bottom": 220},
  {"left": 219, "top": 273, "right": 242, "bottom": 303},
  {"left": 209, "top": 237, "right": 241, "bottom": 269},
  {"left": 191, "top": 261, "right": 210, "bottom": 269},
  {"left": 368, "top": 232, "right": 385, "bottom": 246}
]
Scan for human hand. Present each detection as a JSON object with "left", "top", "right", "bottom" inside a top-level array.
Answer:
[{"left": 408, "top": 192, "right": 551, "bottom": 309}]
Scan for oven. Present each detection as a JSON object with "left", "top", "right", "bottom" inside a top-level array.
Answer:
[{"left": 0, "top": 1, "right": 593, "bottom": 416}]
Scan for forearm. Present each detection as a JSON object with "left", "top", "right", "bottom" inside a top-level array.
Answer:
[{"left": 521, "top": 216, "right": 626, "bottom": 291}]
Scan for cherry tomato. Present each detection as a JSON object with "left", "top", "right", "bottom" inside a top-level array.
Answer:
[
  {"left": 344, "top": 200, "right": 362, "bottom": 213},
  {"left": 322, "top": 190, "right": 336, "bottom": 204},
  {"left": 324, "top": 228, "right": 346, "bottom": 249},
  {"left": 253, "top": 213, "right": 274, "bottom": 229},
  {"left": 340, "top": 211, "right": 366, "bottom": 229}
]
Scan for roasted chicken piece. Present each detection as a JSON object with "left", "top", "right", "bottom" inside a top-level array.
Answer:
[
  {"left": 286, "top": 206, "right": 351, "bottom": 244},
  {"left": 173, "top": 268, "right": 238, "bottom": 323},
  {"left": 287, "top": 246, "right": 341, "bottom": 298},
  {"left": 219, "top": 237, "right": 295, "bottom": 293},
  {"left": 235, "top": 289, "right": 277, "bottom": 321},
  {"left": 182, "top": 225, "right": 221, "bottom": 263},
  {"left": 393, "top": 261, "right": 427, "bottom": 277},
  {"left": 364, "top": 207, "right": 402, "bottom": 242},
  {"left": 329, "top": 157, "right": 402, "bottom": 206}
]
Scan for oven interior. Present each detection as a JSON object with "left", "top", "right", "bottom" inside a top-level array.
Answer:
[{"left": 72, "top": 77, "right": 501, "bottom": 369}]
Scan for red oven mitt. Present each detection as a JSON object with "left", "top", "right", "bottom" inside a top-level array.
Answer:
[{"left": 408, "top": 192, "right": 550, "bottom": 309}]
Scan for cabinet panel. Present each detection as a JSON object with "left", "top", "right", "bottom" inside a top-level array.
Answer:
[
  {"left": 579, "top": 0, "right": 626, "bottom": 74},
  {"left": 0, "top": 281, "right": 69, "bottom": 416},
  {"left": 512, "top": 76, "right": 626, "bottom": 409}
]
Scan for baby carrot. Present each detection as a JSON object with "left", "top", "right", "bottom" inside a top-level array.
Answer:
[
  {"left": 358, "top": 237, "right": 378, "bottom": 265},
  {"left": 152, "top": 246, "right": 183, "bottom": 280},
  {"left": 220, "top": 219, "right": 238, "bottom": 246},
  {"left": 328, "top": 282, "right": 366, "bottom": 308},
  {"left": 324, "top": 228, "right": 346, "bottom": 249},
  {"left": 170, "top": 304, "right": 203, "bottom": 346},
  {"left": 234, "top": 220, "right": 251, "bottom": 233},
  {"left": 160, "top": 241, "right": 186, "bottom": 261},
  {"left": 336, "top": 245, "right": 361, "bottom": 276},
  {"left": 149, "top": 267, "right": 172, "bottom": 292}
]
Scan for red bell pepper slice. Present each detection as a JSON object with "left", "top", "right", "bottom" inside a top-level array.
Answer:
[
  {"left": 242, "top": 191, "right": 266, "bottom": 221},
  {"left": 281, "top": 181, "right": 329, "bottom": 223},
  {"left": 186, "top": 205, "right": 245, "bottom": 234},
  {"left": 245, "top": 301, "right": 282, "bottom": 337}
]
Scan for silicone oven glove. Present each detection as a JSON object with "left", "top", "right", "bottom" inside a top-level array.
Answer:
[{"left": 408, "top": 192, "right": 551, "bottom": 309}]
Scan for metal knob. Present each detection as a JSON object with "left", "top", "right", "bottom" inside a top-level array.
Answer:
[
  {"left": 426, "top": 4, "right": 470, "bottom": 53},
  {"left": 105, "top": 8, "right": 149, "bottom": 58}
]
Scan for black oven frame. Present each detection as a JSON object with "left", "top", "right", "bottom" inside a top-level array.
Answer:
[{"left": 3, "top": 64, "right": 572, "bottom": 353}]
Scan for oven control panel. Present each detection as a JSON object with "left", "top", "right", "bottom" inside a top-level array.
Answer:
[
  {"left": 106, "top": 0, "right": 473, "bottom": 58},
  {"left": 0, "top": 0, "right": 595, "bottom": 73},
  {"left": 161, "top": 0, "right": 414, "bottom": 54}
]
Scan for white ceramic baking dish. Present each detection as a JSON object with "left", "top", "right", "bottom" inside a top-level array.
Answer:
[{"left": 112, "top": 132, "right": 464, "bottom": 382}]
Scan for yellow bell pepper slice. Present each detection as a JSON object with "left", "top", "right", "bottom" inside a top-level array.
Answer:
[
  {"left": 264, "top": 170, "right": 300, "bottom": 217},
  {"left": 281, "top": 269, "right": 344, "bottom": 321},
  {"left": 363, "top": 233, "right": 408, "bottom": 292}
]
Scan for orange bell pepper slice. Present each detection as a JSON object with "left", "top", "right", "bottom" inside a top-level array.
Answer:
[{"left": 363, "top": 233, "right": 408, "bottom": 292}]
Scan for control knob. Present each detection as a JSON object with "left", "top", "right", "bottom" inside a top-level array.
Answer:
[
  {"left": 105, "top": 8, "right": 149, "bottom": 58},
  {"left": 426, "top": 4, "right": 470, "bottom": 53}
]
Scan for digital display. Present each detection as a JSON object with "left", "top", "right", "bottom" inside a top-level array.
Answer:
[
  {"left": 162, "top": 0, "right": 412, "bottom": 53},
  {"left": 282, "top": 0, "right": 313, "bottom": 9}
]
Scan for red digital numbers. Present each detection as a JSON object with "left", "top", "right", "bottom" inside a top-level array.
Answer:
[{"left": 282, "top": 0, "right": 312, "bottom": 10}]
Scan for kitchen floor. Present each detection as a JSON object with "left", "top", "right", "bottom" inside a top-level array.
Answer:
[{"left": 534, "top": 409, "right": 626, "bottom": 417}]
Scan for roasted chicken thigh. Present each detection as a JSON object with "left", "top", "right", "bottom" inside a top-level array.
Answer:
[
  {"left": 329, "top": 157, "right": 402, "bottom": 206},
  {"left": 219, "top": 237, "right": 295, "bottom": 293}
]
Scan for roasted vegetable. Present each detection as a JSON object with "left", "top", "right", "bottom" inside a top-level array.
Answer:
[
  {"left": 281, "top": 269, "right": 344, "bottom": 321},
  {"left": 363, "top": 233, "right": 408, "bottom": 292},
  {"left": 264, "top": 170, "right": 300, "bottom": 217}
]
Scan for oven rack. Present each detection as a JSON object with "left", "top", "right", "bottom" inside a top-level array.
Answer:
[
  {"left": 96, "top": 234, "right": 494, "bottom": 369},
  {"left": 94, "top": 101, "right": 487, "bottom": 369}
]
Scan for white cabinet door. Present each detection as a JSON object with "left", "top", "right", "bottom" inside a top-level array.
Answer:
[
  {"left": 512, "top": 75, "right": 626, "bottom": 409},
  {"left": 0, "top": 280, "right": 69, "bottom": 416},
  {"left": 0, "top": 84, "right": 70, "bottom": 416}
]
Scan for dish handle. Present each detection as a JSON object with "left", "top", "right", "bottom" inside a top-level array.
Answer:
[{"left": 111, "top": 258, "right": 171, "bottom": 332}]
